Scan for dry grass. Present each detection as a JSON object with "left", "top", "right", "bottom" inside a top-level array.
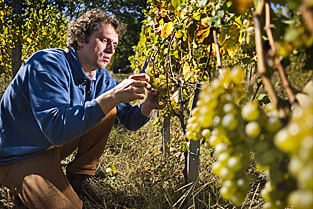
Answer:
[{"left": 79, "top": 116, "right": 265, "bottom": 209}]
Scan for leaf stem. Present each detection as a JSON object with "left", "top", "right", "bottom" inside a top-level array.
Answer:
[
  {"left": 254, "top": 1, "right": 287, "bottom": 118},
  {"left": 212, "top": 27, "right": 222, "bottom": 69},
  {"left": 264, "top": 2, "right": 297, "bottom": 106},
  {"left": 300, "top": 0, "right": 313, "bottom": 38}
]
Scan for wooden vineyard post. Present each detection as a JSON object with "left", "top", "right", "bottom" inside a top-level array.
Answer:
[
  {"left": 162, "top": 116, "right": 171, "bottom": 159},
  {"left": 186, "top": 83, "right": 201, "bottom": 209}
]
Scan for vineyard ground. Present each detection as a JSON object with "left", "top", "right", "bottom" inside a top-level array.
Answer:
[{"left": 0, "top": 68, "right": 312, "bottom": 209}]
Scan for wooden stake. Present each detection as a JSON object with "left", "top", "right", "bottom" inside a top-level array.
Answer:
[{"left": 186, "top": 83, "right": 201, "bottom": 209}]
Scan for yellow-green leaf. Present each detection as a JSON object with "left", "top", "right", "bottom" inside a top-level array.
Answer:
[
  {"left": 232, "top": 0, "right": 253, "bottom": 13},
  {"left": 161, "top": 21, "right": 174, "bottom": 38},
  {"left": 200, "top": 17, "right": 210, "bottom": 27},
  {"left": 183, "top": 62, "right": 193, "bottom": 79},
  {"left": 195, "top": 27, "right": 210, "bottom": 43}
]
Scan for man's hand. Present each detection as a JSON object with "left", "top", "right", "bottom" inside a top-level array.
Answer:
[
  {"left": 114, "top": 74, "right": 151, "bottom": 103},
  {"left": 141, "top": 89, "right": 164, "bottom": 116},
  {"left": 96, "top": 73, "right": 152, "bottom": 114}
]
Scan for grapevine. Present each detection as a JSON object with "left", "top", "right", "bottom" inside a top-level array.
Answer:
[
  {"left": 132, "top": 0, "right": 313, "bottom": 208},
  {"left": 129, "top": 0, "right": 254, "bottom": 125}
]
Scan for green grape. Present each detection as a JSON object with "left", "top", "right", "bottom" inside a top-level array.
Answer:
[
  {"left": 261, "top": 181, "right": 273, "bottom": 202},
  {"left": 222, "top": 113, "right": 238, "bottom": 131},
  {"left": 230, "top": 67, "right": 246, "bottom": 85},
  {"left": 191, "top": 107, "right": 200, "bottom": 117},
  {"left": 220, "top": 180, "right": 237, "bottom": 199},
  {"left": 265, "top": 116, "right": 282, "bottom": 133},
  {"left": 227, "top": 155, "right": 242, "bottom": 171},
  {"left": 288, "top": 190, "right": 313, "bottom": 209},
  {"left": 214, "top": 143, "right": 230, "bottom": 155},
  {"left": 223, "top": 103, "right": 236, "bottom": 114},
  {"left": 186, "top": 68, "right": 296, "bottom": 207},
  {"left": 201, "top": 128, "right": 211, "bottom": 139},
  {"left": 217, "top": 152, "right": 230, "bottom": 165},
  {"left": 288, "top": 156, "right": 303, "bottom": 177},
  {"left": 220, "top": 167, "right": 235, "bottom": 180},
  {"left": 241, "top": 101, "right": 260, "bottom": 121},
  {"left": 245, "top": 121, "right": 261, "bottom": 138},
  {"left": 274, "top": 129, "right": 299, "bottom": 153},
  {"left": 212, "top": 161, "right": 223, "bottom": 176},
  {"left": 186, "top": 69, "right": 257, "bottom": 205},
  {"left": 208, "top": 134, "right": 223, "bottom": 147},
  {"left": 186, "top": 130, "right": 197, "bottom": 140},
  {"left": 297, "top": 163, "right": 313, "bottom": 189}
]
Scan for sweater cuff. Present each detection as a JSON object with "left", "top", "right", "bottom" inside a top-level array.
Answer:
[{"left": 88, "top": 99, "right": 106, "bottom": 120}]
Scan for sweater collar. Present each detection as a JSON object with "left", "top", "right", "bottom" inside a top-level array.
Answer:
[{"left": 65, "top": 47, "right": 92, "bottom": 86}]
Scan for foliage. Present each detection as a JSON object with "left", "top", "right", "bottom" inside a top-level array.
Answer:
[
  {"left": 132, "top": 0, "right": 313, "bottom": 208},
  {"left": 0, "top": 0, "right": 147, "bottom": 77},
  {"left": 0, "top": 0, "right": 68, "bottom": 77},
  {"left": 129, "top": 0, "right": 256, "bottom": 128}
]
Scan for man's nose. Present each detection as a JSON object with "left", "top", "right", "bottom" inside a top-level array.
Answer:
[{"left": 105, "top": 41, "right": 114, "bottom": 54}]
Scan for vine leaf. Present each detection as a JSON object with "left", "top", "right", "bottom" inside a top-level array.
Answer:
[
  {"left": 231, "top": 0, "right": 254, "bottom": 13},
  {"left": 183, "top": 62, "right": 193, "bottom": 79},
  {"left": 198, "top": 0, "right": 208, "bottom": 7},
  {"left": 161, "top": 21, "right": 174, "bottom": 38},
  {"left": 196, "top": 27, "right": 210, "bottom": 43},
  {"left": 220, "top": 23, "right": 241, "bottom": 58}
]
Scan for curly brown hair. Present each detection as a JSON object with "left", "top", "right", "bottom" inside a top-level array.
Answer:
[{"left": 66, "top": 9, "right": 126, "bottom": 50}]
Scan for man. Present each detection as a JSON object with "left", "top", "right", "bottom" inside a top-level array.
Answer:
[{"left": 0, "top": 9, "right": 161, "bottom": 208}]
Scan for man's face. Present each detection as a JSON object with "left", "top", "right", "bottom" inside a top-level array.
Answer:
[{"left": 77, "top": 22, "right": 119, "bottom": 72}]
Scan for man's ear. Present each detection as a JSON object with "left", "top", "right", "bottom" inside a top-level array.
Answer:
[{"left": 77, "top": 36, "right": 85, "bottom": 47}]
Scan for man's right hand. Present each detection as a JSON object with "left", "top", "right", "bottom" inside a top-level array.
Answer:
[
  {"left": 113, "top": 74, "right": 151, "bottom": 103},
  {"left": 95, "top": 73, "right": 151, "bottom": 114}
]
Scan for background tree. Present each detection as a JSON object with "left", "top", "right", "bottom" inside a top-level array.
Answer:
[
  {"left": 0, "top": 0, "right": 68, "bottom": 78},
  {"left": 55, "top": 0, "right": 148, "bottom": 69},
  {"left": 0, "top": 0, "right": 147, "bottom": 78}
]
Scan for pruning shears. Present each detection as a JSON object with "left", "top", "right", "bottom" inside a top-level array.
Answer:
[{"left": 140, "top": 56, "right": 151, "bottom": 74}]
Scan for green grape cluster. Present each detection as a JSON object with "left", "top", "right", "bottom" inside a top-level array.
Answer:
[
  {"left": 274, "top": 88, "right": 313, "bottom": 209},
  {"left": 186, "top": 68, "right": 296, "bottom": 207},
  {"left": 144, "top": 64, "right": 195, "bottom": 118},
  {"left": 246, "top": 103, "right": 296, "bottom": 209},
  {"left": 187, "top": 68, "right": 251, "bottom": 205}
]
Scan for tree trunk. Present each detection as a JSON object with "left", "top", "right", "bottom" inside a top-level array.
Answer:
[{"left": 11, "top": 0, "right": 23, "bottom": 78}]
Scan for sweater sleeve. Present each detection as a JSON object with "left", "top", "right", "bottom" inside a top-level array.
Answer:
[
  {"left": 28, "top": 66, "right": 105, "bottom": 145},
  {"left": 116, "top": 103, "right": 150, "bottom": 131}
]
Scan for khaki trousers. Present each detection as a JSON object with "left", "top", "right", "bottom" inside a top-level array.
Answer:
[{"left": 0, "top": 108, "right": 117, "bottom": 209}]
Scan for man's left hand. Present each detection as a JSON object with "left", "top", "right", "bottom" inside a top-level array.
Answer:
[{"left": 140, "top": 89, "right": 164, "bottom": 116}]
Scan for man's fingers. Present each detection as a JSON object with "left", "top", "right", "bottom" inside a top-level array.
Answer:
[
  {"left": 132, "top": 86, "right": 146, "bottom": 95},
  {"left": 129, "top": 73, "right": 150, "bottom": 82},
  {"left": 131, "top": 80, "right": 151, "bottom": 90}
]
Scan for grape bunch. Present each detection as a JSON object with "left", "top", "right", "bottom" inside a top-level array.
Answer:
[
  {"left": 144, "top": 65, "right": 195, "bottom": 118},
  {"left": 186, "top": 68, "right": 251, "bottom": 205},
  {"left": 274, "top": 85, "right": 313, "bottom": 209},
  {"left": 249, "top": 103, "right": 296, "bottom": 209},
  {"left": 186, "top": 68, "right": 296, "bottom": 207}
]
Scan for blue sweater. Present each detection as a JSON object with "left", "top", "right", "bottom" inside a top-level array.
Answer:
[{"left": 0, "top": 48, "right": 150, "bottom": 166}]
